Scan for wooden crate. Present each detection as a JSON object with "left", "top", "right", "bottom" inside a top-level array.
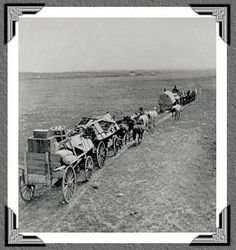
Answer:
[
  {"left": 33, "top": 129, "right": 52, "bottom": 139},
  {"left": 25, "top": 152, "right": 63, "bottom": 186},
  {"left": 26, "top": 152, "right": 47, "bottom": 175},
  {"left": 26, "top": 152, "right": 62, "bottom": 175},
  {"left": 27, "top": 136, "right": 56, "bottom": 153}
]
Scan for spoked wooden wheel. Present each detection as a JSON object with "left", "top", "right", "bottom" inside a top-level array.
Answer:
[
  {"left": 125, "top": 131, "right": 130, "bottom": 144},
  {"left": 19, "top": 175, "right": 35, "bottom": 202},
  {"left": 113, "top": 136, "right": 119, "bottom": 156},
  {"left": 84, "top": 156, "right": 94, "bottom": 181},
  {"left": 128, "top": 131, "right": 132, "bottom": 142},
  {"left": 96, "top": 141, "right": 107, "bottom": 168},
  {"left": 62, "top": 165, "right": 76, "bottom": 203}
]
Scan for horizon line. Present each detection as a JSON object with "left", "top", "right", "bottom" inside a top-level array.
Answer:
[{"left": 20, "top": 68, "right": 216, "bottom": 74}]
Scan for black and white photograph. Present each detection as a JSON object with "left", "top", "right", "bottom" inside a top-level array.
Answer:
[{"left": 4, "top": 6, "right": 229, "bottom": 245}]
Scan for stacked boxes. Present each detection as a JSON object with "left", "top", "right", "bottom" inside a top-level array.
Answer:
[
  {"left": 33, "top": 129, "right": 52, "bottom": 139},
  {"left": 28, "top": 129, "right": 56, "bottom": 153}
]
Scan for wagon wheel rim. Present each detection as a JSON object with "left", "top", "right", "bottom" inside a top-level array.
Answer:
[
  {"left": 85, "top": 156, "right": 94, "bottom": 181},
  {"left": 96, "top": 141, "right": 106, "bottom": 168},
  {"left": 19, "top": 176, "right": 35, "bottom": 202},
  {"left": 62, "top": 166, "right": 76, "bottom": 203},
  {"left": 113, "top": 136, "right": 119, "bottom": 155}
]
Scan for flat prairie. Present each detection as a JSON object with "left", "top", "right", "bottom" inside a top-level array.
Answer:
[{"left": 19, "top": 70, "right": 216, "bottom": 232}]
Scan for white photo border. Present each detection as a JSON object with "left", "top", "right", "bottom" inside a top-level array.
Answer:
[{"left": 7, "top": 6, "right": 227, "bottom": 244}]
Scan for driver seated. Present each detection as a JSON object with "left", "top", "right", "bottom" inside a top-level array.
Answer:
[{"left": 172, "top": 85, "right": 179, "bottom": 94}]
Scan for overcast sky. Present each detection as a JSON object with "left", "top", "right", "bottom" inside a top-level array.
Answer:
[{"left": 19, "top": 18, "right": 216, "bottom": 72}]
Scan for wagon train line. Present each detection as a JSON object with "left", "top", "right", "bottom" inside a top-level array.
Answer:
[{"left": 19, "top": 88, "right": 197, "bottom": 204}]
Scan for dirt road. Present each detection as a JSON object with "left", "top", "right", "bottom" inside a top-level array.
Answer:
[{"left": 19, "top": 94, "right": 216, "bottom": 232}]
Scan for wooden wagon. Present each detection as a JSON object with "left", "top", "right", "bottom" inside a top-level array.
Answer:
[
  {"left": 76, "top": 113, "right": 121, "bottom": 168},
  {"left": 158, "top": 91, "right": 179, "bottom": 112},
  {"left": 19, "top": 127, "right": 95, "bottom": 203}
]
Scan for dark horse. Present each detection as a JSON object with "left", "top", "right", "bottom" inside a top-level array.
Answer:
[
  {"left": 116, "top": 116, "right": 133, "bottom": 147},
  {"left": 180, "top": 90, "right": 196, "bottom": 106},
  {"left": 122, "top": 116, "right": 145, "bottom": 146}
]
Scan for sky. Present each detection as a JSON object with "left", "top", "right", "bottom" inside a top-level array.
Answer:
[{"left": 19, "top": 18, "right": 216, "bottom": 72}]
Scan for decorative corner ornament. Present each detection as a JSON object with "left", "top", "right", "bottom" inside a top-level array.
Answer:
[
  {"left": 190, "top": 4, "right": 231, "bottom": 45},
  {"left": 190, "top": 206, "right": 230, "bottom": 245},
  {"left": 5, "top": 206, "right": 45, "bottom": 246},
  {"left": 4, "top": 3, "right": 45, "bottom": 44}
]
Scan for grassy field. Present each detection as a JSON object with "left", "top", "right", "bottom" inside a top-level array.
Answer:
[{"left": 19, "top": 70, "right": 216, "bottom": 232}]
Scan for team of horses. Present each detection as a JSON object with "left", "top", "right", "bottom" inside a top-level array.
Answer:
[
  {"left": 179, "top": 90, "right": 196, "bottom": 106},
  {"left": 116, "top": 107, "right": 158, "bottom": 146},
  {"left": 172, "top": 89, "right": 197, "bottom": 119},
  {"left": 116, "top": 89, "right": 197, "bottom": 146}
]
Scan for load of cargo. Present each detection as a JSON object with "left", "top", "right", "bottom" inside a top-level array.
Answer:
[{"left": 19, "top": 114, "right": 121, "bottom": 203}]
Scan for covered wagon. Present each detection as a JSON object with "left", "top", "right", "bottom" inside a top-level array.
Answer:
[{"left": 158, "top": 91, "right": 179, "bottom": 112}]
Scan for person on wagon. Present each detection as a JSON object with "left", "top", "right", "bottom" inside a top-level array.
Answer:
[{"left": 172, "top": 85, "right": 179, "bottom": 94}]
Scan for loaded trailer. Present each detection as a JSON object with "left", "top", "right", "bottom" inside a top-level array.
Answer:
[
  {"left": 19, "top": 114, "right": 122, "bottom": 203},
  {"left": 76, "top": 113, "right": 121, "bottom": 167},
  {"left": 20, "top": 127, "right": 96, "bottom": 203}
]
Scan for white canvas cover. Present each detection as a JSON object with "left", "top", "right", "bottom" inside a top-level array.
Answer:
[{"left": 158, "top": 91, "right": 176, "bottom": 111}]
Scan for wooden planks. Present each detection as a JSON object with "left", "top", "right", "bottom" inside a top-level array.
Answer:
[
  {"left": 26, "top": 152, "right": 46, "bottom": 175},
  {"left": 28, "top": 174, "right": 46, "bottom": 184},
  {"left": 27, "top": 136, "right": 57, "bottom": 153},
  {"left": 26, "top": 152, "right": 62, "bottom": 177},
  {"left": 26, "top": 152, "right": 45, "bottom": 161},
  {"left": 27, "top": 166, "right": 46, "bottom": 175}
]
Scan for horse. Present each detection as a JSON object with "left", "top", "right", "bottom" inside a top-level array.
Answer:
[
  {"left": 180, "top": 90, "right": 196, "bottom": 105},
  {"left": 133, "top": 123, "right": 144, "bottom": 145},
  {"left": 139, "top": 113, "right": 149, "bottom": 130},
  {"left": 118, "top": 122, "right": 130, "bottom": 146},
  {"left": 185, "top": 90, "right": 196, "bottom": 104},
  {"left": 171, "top": 104, "right": 182, "bottom": 120},
  {"left": 179, "top": 92, "right": 186, "bottom": 106},
  {"left": 122, "top": 116, "right": 145, "bottom": 146},
  {"left": 116, "top": 117, "right": 132, "bottom": 147},
  {"left": 147, "top": 107, "right": 158, "bottom": 129}
]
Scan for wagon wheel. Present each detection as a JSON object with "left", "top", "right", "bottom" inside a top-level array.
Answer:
[
  {"left": 123, "top": 132, "right": 128, "bottom": 145},
  {"left": 121, "top": 132, "right": 128, "bottom": 146},
  {"left": 84, "top": 155, "right": 94, "bottom": 181},
  {"left": 96, "top": 141, "right": 107, "bottom": 168},
  {"left": 62, "top": 165, "right": 76, "bottom": 203},
  {"left": 129, "top": 131, "right": 132, "bottom": 142},
  {"left": 113, "top": 136, "right": 119, "bottom": 156},
  {"left": 19, "top": 175, "right": 35, "bottom": 202}
]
